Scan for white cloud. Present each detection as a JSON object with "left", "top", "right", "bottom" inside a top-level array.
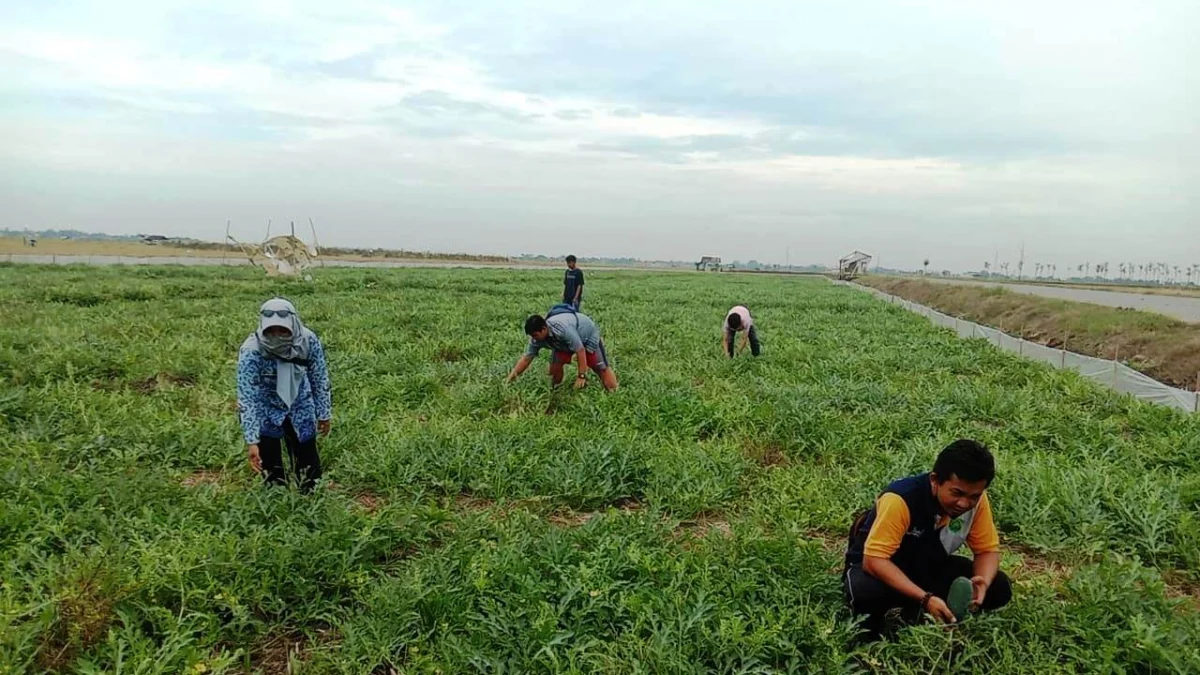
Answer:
[
  {"left": 1, "top": 32, "right": 242, "bottom": 91},
  {"left": 0, "top": 0, "right": 1195, "bottom": 269},
  {"left": 2, "top": 6, "right": 767, "bottom": 149},
  {"left": 704, "top": 155, "right": 965, "bottom": 192}
]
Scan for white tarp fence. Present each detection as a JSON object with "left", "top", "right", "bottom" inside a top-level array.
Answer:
[{"left": 835, "top": 280, "right": 1199, "bottom": 414}]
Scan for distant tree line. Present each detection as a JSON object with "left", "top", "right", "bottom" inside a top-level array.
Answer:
[{"left": 1, "top": 228, "right": 141, "bottom": 241}]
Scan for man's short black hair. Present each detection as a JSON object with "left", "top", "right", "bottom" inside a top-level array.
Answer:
[
  {"left": 726, "top": 312, "right": 742, "bottom": 330},
  {"left": 566, "top": 255, "right": 577, "bottom": 263},
  {"left": 932, "top": 439, "right": 995, "bottom": 485},
  {"left": 524, "top": 315, "right": 547, "bottom": 336}
]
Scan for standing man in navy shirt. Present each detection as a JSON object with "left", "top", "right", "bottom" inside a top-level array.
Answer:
[{"left": 563, "top": 255, "right": 585, "bottom": 310}]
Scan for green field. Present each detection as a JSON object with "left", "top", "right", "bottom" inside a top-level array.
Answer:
[{"left": 2, "top": 264, "right": 1199, "bottom": 674}]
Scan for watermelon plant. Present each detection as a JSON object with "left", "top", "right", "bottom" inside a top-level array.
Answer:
[{"left": 1, "top": 264, "right": 1198, "bottom": 673}]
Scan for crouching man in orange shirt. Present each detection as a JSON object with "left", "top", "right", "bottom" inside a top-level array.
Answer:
[{"left": 843, "top": 439, "right": 1012, "bottom": 639}]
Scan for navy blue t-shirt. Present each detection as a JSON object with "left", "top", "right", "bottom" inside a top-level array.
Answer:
[{"left": 563, "top": 267, "right": 585, "bottom": 302}]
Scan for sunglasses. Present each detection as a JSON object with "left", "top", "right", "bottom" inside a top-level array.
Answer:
[{"left": 260, "top": 309, "right": 294, "bottom": 319}]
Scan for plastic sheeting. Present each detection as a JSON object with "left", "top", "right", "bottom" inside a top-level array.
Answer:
[
  {"left": 836, "top": 280, "right": 1199, "bottom": 414},
  {"left": 228, "top": 234, "right": 319, "bottom": 277}
]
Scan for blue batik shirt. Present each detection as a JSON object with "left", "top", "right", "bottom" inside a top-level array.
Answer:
[{"left": 236, "top": 333, "right": 332, "bottom": 444}]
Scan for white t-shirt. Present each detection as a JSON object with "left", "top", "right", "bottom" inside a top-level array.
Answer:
[{"left": 724, "top": 306, "right": 753, "bottom": 332}]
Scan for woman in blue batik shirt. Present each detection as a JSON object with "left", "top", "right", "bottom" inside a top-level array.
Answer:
[{"left": 236, "top": 297, "right": 332, "bottom": 492}]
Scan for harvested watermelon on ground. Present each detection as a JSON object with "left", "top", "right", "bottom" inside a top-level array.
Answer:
[{"left": 948, "top": 576, "right": 974, "bottom": 622}]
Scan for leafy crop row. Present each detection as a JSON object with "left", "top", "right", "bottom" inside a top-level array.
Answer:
[{"left": 1, "top": 264, "right": 1198, "bottom": 673}]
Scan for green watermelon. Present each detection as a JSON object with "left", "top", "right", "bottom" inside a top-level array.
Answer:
[{"left": 947, "top": 576, "right": 973, "bottom": 622}]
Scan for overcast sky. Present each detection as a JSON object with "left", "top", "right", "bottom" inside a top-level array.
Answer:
[{"left": 1, "top": 0, "right": 1196, "bottom": 270}]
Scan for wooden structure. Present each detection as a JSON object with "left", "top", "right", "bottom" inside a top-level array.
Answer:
[
  {"left": 228, "top": 219, "right": 321, "bottom": 277},
  {"left": 837, "top": 251, "right": 872, "bottom": 280}
]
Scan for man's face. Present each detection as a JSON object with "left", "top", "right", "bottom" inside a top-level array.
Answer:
[
  {"left": 263, "top": 326, "right": 291, "bottom": 339},
  {"left": 530, "top": 327, "right": 550, "bottom": 341},
  {"left": 567, "top": 260, "right": 577, "bottom": 270},
  {"left": 930, "top": 473, "right": 988, "bottom": 518}
]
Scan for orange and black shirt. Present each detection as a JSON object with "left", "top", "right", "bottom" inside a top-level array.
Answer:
[{"left": 845, "top": 473, "right": 999, "bottom": 578}]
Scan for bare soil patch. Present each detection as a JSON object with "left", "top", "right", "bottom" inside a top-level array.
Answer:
[
  {"left": 674, "top": 512, "right": 733, "bottom": 542},
  {"left": 548, "top": 497, "right": 644, "bottom": 528},
  {"left": 742, "top": 439, "right": 789, "bottom": 468},
  {"left": 454, "top": 492, "right": 498, "bottom": 512},
  {"left": 435, "top": 345, "right": 465, "bottom": 363}
]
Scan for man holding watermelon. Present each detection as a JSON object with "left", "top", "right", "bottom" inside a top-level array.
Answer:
[
  {"left": 843, "top": 439, "right": 1012, "bottom": 639},
  {"left": 506, "top": 304, "right": 619, "bottom": 391}
]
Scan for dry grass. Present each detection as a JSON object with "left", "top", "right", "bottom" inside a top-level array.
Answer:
[
  {"left": 1004, "top": 543, "right": 1075, "bottom": 586},
  {"left": 547, "top": 509, "right": 602, "bottom": 527},
  {"left": 673, "top": 513, "right": 733, "bottom": 543},
  {"left": 0, "top": 236, "right": 689, "bottom": 269},
  {"left": 1162, "top": 570, "right": 1200, "bottom": 605},
  {"left": 133, "top": 372, "right": 198, "bottom": 394},
  {"left": 0, "top": 236, "right": 534, "bottom": 265},
  {"left": 860, "top": 277, "right": 1200, "bottom": 389},
  {"left": 251, "top": 625, "right": 339, "bottom": 675},
  {"left": 453, "top": 492, "right": 500, "bottom": 512},
  {"left": 36, "top": 568, "right": 127, "bottom": 673},
  {"left": 742, "top": 439, "right": 790, "bottom": 468},
  {"left": 181, "top": 470, "right": 226, "bottom": 489},
  {"left": 352, "top": 493, "right": 383, "bottom": 513},
  {"left": 435, "top": 345, "right": 466, "bottom": 363},
  {"left": 0, "top": 237, "right": 228, "bottom": 258},
  {"left": 547, "top": 497, "right": 644, "bottom": 528}
]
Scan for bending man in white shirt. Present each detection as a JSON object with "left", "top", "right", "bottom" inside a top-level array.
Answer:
[{"left": 723, "top": 305, "right": 761, "bottom": 358}]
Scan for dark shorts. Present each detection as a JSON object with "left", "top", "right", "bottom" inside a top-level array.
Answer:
[{"left": 552, "top": 341, "right": 609, "bottom": 372}]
